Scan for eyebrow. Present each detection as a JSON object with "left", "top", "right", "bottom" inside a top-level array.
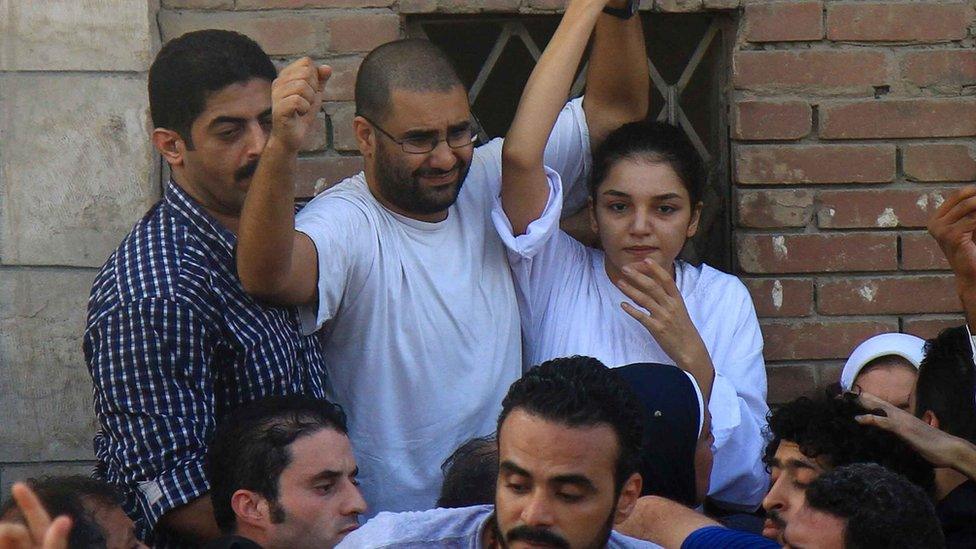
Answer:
[
  {"left": 208, "top": 108, "right": 273, "bottom": 128},
  {"left": 402, "top": 120, "right": 472, "bottom": 139},
  {"left": 499, "top": 461, "right": 596, "bottom": 491},
  {"left": 499, "top": 460, "right": 531, "bottom": 477},
  {"left": 310, "top": 466, "right": 358, "bottom": 482},
  {"left": 600, "top": 190, "right": 683, "bottom": 201}
]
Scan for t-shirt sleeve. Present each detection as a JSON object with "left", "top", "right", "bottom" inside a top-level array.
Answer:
[
  {"left": 294, "top": 195, "right": 371, "bottom": 334},
  {"left": 680, "top": 526, "right": 779, "bottom": 549},
  {"left": 544, "top": 97, "right": 592, "bottom": 216},
  {"left": 490, "top": 165, "right": 564, "bottom": 259},
  {"left": 85, "top": 298, "right": 215, "bottom": 535},
  {"left": 707, "top": 278, "right": 771, "bottom": 508}
]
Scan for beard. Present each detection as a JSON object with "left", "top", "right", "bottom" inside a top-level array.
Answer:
[
  {"left": 490, "top": 509, "right": 615, "bottom": 549},
  {"left": 374, "top": 142, "right": 470, "bottom": 217}
]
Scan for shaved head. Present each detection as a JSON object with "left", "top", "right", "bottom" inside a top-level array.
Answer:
[{"left": 355, "top": 38, "right": 465, "bottom": 122}]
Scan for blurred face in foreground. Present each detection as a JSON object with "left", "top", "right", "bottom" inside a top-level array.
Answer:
[{"left": 762, "top": 441, "right": 826, "bottom": 543}]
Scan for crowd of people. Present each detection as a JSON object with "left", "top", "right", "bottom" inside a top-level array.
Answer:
[{"left": 2, "top": 0, "right": 976, "bottom": 547}]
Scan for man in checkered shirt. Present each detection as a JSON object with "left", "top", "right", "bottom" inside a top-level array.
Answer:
[{"left": 83, "top": 30, "right": 328, "bottom": 546}]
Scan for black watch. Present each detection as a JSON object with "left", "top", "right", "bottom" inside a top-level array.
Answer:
[{"left": 602, "top": 0, "right": 639, "bottom": 19}]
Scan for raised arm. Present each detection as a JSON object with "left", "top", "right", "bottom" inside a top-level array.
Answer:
[
  {"left": 929, "top": 186, "right": 976, "bottom": 339},
  {"left": 584, "top": 0, "right": 650, "bottom": 147},
  {"left": 501, "top": 0, "right": 608, "bottom": 235},
  {"left": 236, "top": 58, "right": 331, "bottom": 305}
]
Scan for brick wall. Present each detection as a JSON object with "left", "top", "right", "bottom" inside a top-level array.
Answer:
[{"left": 157, "top": 0, "right": 976, "bottom": 405}]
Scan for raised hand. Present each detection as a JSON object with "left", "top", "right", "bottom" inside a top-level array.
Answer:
[
  {"left": 855, "top": 392, "right": 976, "bottom": 478},
  {"left": 0, "top": 483, "right": 71, "bottom": 549},
  {"left": 616, "top": 258, "right": 715, "bottom": 401},
  {"left": 270, "top": 57, "right": 332, "bottom": 153},
  {"left": 929, "top": 186, "right": 976, "bottom": 306}
]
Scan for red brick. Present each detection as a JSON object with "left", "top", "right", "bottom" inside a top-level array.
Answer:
[
  {"left": 744, "top": 277, "right": 814, "bottom": 317},
  {"left": 300, "top": 112, "right": 328, "bottom": 153},
  {"left": 322, "top": 56, "right": 363, "bottom": 102},
  {"left": 327, "top": 13, "right": 401, "bottom": 53},
  {"left": 816, "top": 190, "right": 940, "bottom": 229},
  {"left": 902, "top": 316, "right": 964, "bottom": 339},
  {"left": 161, "top": 0, "right": 231, "bottom": 7},
  {"left": 737, "top": 189, "right": 814, "bottom": 229},
  {"left": 159, "top": 12, "right": 325, "bottom": 56},
  {"left": 732, "top": 50, "right": 887, "bottom": 94},
  {"left": 817, "top": 275, "right": 960, "bottom": 315},
  {"left": 296, "top": 155, "right": 364, "bottom": 197},
  {"left": 827, "top": 2, "right": 970, "bottom": 43},
  {"left": 901, "top": 50, "right": 976, "bottom": 88},
  {"left": 744, "top": 1, "right": 824, "bottom": 42},
  {"left": 735, "top": 144, "right": 895, "bottom": 185},
  {"left": 237, "top": 0, "right": 394, "bottom": 7},
  {"left": 732, "top": 100, "right": 811, "bottom": 141},
  {"left": 325, "top": 102, "right": 358, "bottom": 152},
  {"left": 820, "top": 99, "right": 976, "bottom": 139},
  {"left": 766, "top": 364, "right": 819, "bottom": 404},
  {"left": 901, "top": 232, "right": 950, "bottom": 271},
  {"left": 903, "top": 144, "right": 976, "bottom": 183},
  {"left": 737, "top": 233, "right": 897, "bottom": 274},
  {"left": 762, "top": 319, "right": 899, "bottom": 360}
]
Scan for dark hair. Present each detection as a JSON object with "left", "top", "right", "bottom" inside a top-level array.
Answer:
[
  {"left": 915, "top": 326, "right": 976, "bottom": 443},
  {"left": 588, "top": 120, "right": 705, "bottom": 205},
  {"left": 805, "top": 463, "right": 944, "bottom": 549},
  {"left": 206, "top": 395, "right": 349, "bottom": 533},
  {"left": 498, "top": 356, "right": 643, "bottom": 493},
  {"left": 437, "top": 435, "right": 498, "bottom": 508},
  {"left": 763, "top": 396, "right": 935, "bottom": 494},
  {"left": 148, "top": 29, "right": 276, "bottom": 147},
  {"left": 0, "top": 476, "right": 123, "bottom": 548},
  {"left": 354, "top": 38, "right": 464, "bottom": 122}
]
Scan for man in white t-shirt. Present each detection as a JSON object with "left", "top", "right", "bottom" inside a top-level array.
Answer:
[{"left": 236, "top": 1, "right": 650, "bottom": 515}]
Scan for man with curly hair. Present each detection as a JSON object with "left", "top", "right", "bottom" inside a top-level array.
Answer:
[
  {"left": 761, "top": 396, "right": 935, "bottom": 543},
  {"left": 784, "top": 463, "right": 944, "bottom": 549}
]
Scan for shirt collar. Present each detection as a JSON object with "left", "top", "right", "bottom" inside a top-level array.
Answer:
[{"left": 163, "top": 180, "right": 237, "bottom": 254}]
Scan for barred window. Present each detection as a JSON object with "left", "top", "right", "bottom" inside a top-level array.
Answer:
[{"left": 409, "top": 13, "right": 733, "bottom": 269}]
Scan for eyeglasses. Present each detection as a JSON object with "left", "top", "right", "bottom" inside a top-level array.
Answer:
[{"left": 359, "top": 113, "right": 479, "bottom": 154}]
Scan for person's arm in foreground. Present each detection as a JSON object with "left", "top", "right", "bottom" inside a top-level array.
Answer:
[
  {"left": 583, "top": 0, "right": 650, "bottom": 148},
  {"left": 0, "top": 483, "right": 71, "bottom": 549},
  {"left": 856, "top": 392, "right": 976, "bottom": 482},
  {"left": 237, "top": 58, "right": 331, "bottom": 305},
  {"left": 501, "top": 0, "right": 608, "bottom": 234},
  {"left": 615, "top": 496, "right": 717, "bottom": 549}
]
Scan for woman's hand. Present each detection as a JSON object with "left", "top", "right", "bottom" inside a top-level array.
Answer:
[{"left": 616, "top": 258, "right": 715, "bottom": 402}]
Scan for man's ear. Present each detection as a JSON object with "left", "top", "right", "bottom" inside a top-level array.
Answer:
[
  {"left": 613, "top": 472, "right": 643, "bottom": 524},
  {"left": 152, "top": 128, "right": 185, "bottom": 168},
  {"left": 353, "top": 116, "right": 376, "bottom": 158},
  {"left": 686, "top": 201, "right": 703, "bottom": 239},
  {"left": 230, "top": 489, "right": 271, "bottom": 530},
  {"left": 921, "top": 410, "right": 941, "bottom": 430}
]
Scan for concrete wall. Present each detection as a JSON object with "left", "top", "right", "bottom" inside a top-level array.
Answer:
[{"left": 0, "top": 0, "right": 159, "bottom": 493}]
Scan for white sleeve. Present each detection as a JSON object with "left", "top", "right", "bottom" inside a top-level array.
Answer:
[
  {"left": 706, "top": 282, "right": 771, "bottom": 509},
  {"left": 543, "top": 97, "right": 592, "bottom": 216},
  {"left": 293, "top": 195, "right": 370, "bottom": 335},
  {"left": 490, "top": 165, "right": 564, "bottom": 260}
]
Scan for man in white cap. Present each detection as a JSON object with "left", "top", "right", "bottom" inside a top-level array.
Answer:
[{"left": 840, "top": 332, "right": 926, "bottom": 410}]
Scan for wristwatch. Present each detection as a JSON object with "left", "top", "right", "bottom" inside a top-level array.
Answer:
[{"left": 602, "top": 0, "right": 639, "bottom": 19}]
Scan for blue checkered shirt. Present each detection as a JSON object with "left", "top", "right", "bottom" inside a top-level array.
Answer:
[{"left": 84, "top": 181, "right": 327, "bottom": 545}]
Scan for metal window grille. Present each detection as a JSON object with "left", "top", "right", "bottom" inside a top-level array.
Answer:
[{"left": 408, "top": 13, "right": 734, "bottom": 270}]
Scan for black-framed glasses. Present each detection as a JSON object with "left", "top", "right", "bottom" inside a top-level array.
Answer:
[{"left": 358, "top": 113, "right": 479, "bottom": 154}]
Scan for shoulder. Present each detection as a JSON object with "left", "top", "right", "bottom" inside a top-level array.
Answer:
[
  {"left": 340, "top": 506, "right": 492, "bottom": 548},
  {"left": 297, "top": 175, "right": 380, "bottom": 228},
  {"left": 90, "top": 202, "right": 214, "bottom": 308},
  {"left": 682, "top": 262, "right": 752, "bottom": 307}
]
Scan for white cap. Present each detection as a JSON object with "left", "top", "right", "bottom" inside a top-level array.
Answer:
[{"left": 840, "top": 333, "right": 927, "bottom": 391}]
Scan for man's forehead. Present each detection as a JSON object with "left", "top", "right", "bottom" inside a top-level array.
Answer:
[
  {"left": 283, "top": 428, "right": 356, "bottom": 477},
  {"left": 499, "top": 410, "right": 619, "bottom": 477},
  {"left": 198, "top": 78, "right": 272, "bottom": 120},
  {"left": 775, "top": 441, "right": 825, "bottom": 470},
  {"left": 384, "top": 85, "right": 471, "bottom": 128}
]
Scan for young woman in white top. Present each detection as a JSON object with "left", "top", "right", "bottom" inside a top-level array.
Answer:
[{"left": 495, "top": 0, "right": 769, "bottom": 508}]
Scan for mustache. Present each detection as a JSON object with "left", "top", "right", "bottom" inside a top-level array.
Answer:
[
  {"left": 413, "top": 161, "right": 465, "bottom": 179},
  {"left": 767, "top": 509, "right": 786, "bottom": 529},
  {"left": 235, "top": 160, "right": 259, "bottom": 182},
  {"left": 506, "top": 525, "right": 570, "bottom": 548}
]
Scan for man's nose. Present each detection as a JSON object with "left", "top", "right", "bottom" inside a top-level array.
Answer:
[
  {"left": 520, "top": 492, "right": 555, "bottom": 527},
  {"left": 246, "top": 122, "right": 269, "bottom": 157},
  {"left": 426, "top": 139, "right": 457, "bottom": 171},
  {"left": 762, "top": 476, "right": 787, "bottom": 513}
]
